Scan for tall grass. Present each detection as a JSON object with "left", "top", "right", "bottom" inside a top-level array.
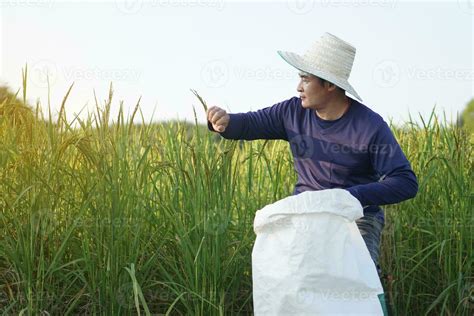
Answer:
[
  {"left": 381, "top": 112, "right": 473, "bottom": 315},
  {"left": 0, "top": 74, "right": 472, "bottom": 315}
]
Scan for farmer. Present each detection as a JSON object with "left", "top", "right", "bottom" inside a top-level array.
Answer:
[{"left": 206, "top": 32, "right": 418, "bottom": 275}]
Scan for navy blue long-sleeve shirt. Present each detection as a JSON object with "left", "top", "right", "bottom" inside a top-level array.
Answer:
[{"left": 207, "top": 96, "right": 418, "bottom": 222}]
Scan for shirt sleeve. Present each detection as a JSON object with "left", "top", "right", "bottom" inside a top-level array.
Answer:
[
  {"left": 207, "top": 98, "right": 292, "bottom": 141},
  {"left": 346, "top": 121, "right": 418, "bottom": 207}
]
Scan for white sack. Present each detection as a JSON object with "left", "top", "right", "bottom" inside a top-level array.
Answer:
[{"left": 252, "top": 189, "right": 384, "bottom": 315}]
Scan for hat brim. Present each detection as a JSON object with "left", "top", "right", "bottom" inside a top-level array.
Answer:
[{"left": 277, "top": 50, "right": 362, "bottom": 102}]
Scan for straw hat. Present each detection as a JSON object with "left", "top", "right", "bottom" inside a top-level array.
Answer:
[{"left": 277, "top": 32, "right": 362, "bottom": 102}]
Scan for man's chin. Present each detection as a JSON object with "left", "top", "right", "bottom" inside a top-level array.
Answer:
[
  {"left": 301, "top": 100, "right": 312, "bottom": 108},
  {"left": 301, "top": 101, "right": 320, "bottom": 111}
]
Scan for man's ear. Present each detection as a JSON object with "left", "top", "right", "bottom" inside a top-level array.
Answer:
[{"left": 326, "top": 82, "right": 338, "bottom": 92}]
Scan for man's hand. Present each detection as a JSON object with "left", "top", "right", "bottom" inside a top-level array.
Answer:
[{"left": 207, "top": 106, "right": 230, "bottom": 133}]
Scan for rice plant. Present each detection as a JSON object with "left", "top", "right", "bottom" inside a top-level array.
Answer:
[{"left": 0, "top": 71, "right": 472, "bottom": 315}]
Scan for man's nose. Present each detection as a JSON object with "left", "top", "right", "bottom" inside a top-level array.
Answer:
[{"left": 296, "top": 80, "right": 303, "bottom": 92}]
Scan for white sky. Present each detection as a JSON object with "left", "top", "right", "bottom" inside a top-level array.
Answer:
[{"left": 0, "top": 0, "right": 473, "bottom": 125}]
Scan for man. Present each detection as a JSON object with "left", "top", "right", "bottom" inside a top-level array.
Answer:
[{"left": 206, "top": 32, "right": 418, "bottom": 275}]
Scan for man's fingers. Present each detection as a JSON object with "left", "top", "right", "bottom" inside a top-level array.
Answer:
[
  {"left": 207, "top": 106, "right": 216, "bottom": 121},
  {"left": 215, "top": 115, "right": 227, "bottom": 127},
  {"left": 207, "top": 106, "right": 228, "bottom": 133},
  {"left": 207, "top": 106, "right": 221, "bottom": 122},
  {"left": 210, "top": 109, "right": 225, "bottom": 125}
]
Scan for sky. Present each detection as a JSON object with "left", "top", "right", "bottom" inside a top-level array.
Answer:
[{"left": 0, "top": 0, "right": 473, "bottom": 126}]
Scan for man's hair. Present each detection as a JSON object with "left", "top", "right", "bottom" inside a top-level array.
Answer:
[
  {"left": 318, "top": 77, "right": 344, "bottom": 92},
  {"left": 298, "top": 71, "right": 344, "bottom": 92},
  {"left": 318, "top": 77, "right": 333, "bottom": 87}
]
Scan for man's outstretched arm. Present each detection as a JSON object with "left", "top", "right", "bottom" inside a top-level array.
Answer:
[{"left": 207, "top": 98, "right": 294, "bottom": 141}]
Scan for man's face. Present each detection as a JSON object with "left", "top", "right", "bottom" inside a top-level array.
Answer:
[{"left": 296, "top": 72, "right": 331, "bottom": 110}]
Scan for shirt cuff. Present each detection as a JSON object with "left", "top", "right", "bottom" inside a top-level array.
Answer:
[
  {"left": 346, "top": 187, "right": 362, "bottom": 205},
  {"left": 207, "top": 113, "right": 245, "bottom": 140},
  {"left": 207, "top": 120, "right": 216, "bottom": 132}
]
